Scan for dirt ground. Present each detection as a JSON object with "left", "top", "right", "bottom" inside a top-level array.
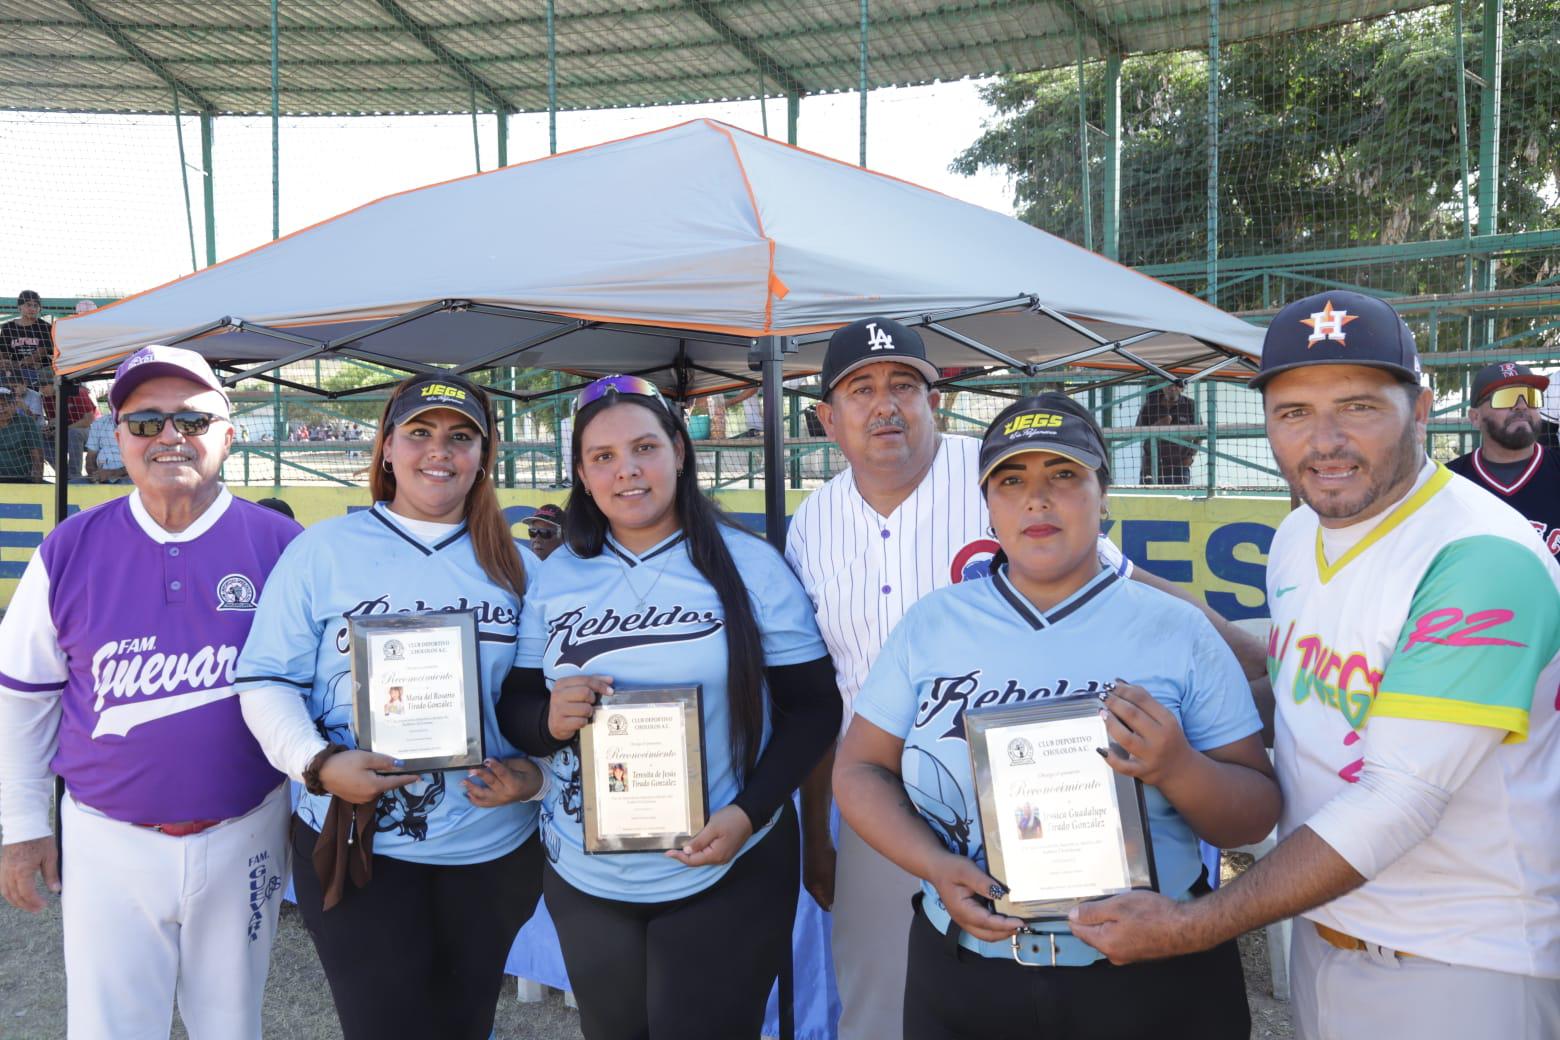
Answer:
[{"left": 1, "top": 856, "right": 1294, "bottom": 1039}]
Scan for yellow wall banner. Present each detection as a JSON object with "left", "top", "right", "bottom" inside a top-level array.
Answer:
[{"left": 0, "top": 486, "right": 1288, "bottom": 618}]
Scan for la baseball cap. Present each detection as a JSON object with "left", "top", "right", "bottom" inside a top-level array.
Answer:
[
  {"left": 1249, "top": 291, "right": 1420, "bottom": 390},
  {"left": 821, "top": 317, "right": 941, "bottom": 392},
  {"left": 529, "top": 503, "right": 564, "bottom": 528},
  {"left": 16, "top": 290, "right": 40, "bottom": 305},
  {"left": 386, "top": 373, "right": 490, "bottom": 436},
  {"left": 109, "top": 344, "right": 229, "bottom": 417},
  {"left": 979, "top": 392, "right": 1110, "bottom": 485},
  {"left": 1470, "top": 361, "right": 1548, "bottom": 405}
]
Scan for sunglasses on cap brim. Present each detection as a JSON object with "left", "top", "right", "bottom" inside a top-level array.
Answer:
[
  {"left": 1482, "top": 386, "right": 1542, "bottom": 410},
  {"left": 574, "top": 374, "right": 672, "bottom": 416},
  {"left": 119, "top": 410, "right": 225, "bottom": 437}
]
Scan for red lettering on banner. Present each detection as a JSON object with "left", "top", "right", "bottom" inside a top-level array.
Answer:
[{"left": 1404, "top": 608, "right": 1526, "bottom": 651}]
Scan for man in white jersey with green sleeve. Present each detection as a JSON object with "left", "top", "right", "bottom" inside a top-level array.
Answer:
[{"left": 1071, "top": 291, "right": 1560, "bottom": 1039}]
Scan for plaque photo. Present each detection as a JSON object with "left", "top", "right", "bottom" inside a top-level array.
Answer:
[
  {"left": 967, "top": 693, "right": 1157, "bottom": 920},
  {"left": 348, "top": 610, "right": 484, "bottom": 774},
  {"left": 580, "top": 686, "right": 708, "bottom": 854}
]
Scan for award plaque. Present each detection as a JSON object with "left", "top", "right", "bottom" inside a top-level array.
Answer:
[
  {"left": 966, "top": 693, "right": 1157, "bottom": 920},
  {"left": 347, "top": 611, "right": 484, "bottom": 773},
  {"left": 579, "top": 686, "right": 708, "bottom": 854}
]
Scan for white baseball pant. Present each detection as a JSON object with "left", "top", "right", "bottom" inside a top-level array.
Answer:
[
  {"left": 832, "top": 817, "right": 919, "bottom": 1040},
  {"left": 1291, "top": 916, "right": 1560, "bottom": 1040},
  {"left": 60, "top": 783, "right": 290, "bottom": 1040}
]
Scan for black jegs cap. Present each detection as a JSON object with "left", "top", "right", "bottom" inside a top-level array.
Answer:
[
  {"left": 1250, "top": 291, "right": 1421, "bottom": 390},
  {"left": 822, "top": 316, "right": 941, "bottom": 391},
  {"left": 387, "top": 374, "right": 490, "bottom": 435},
  {"left": 979, "top": 393, "right": 1110, "bottom": 484}
]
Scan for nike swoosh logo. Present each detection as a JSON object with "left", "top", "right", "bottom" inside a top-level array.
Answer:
[
  {"left": 1274, "top": 585, "right": 1298, "bottom": 598},
  {"left": 554, "top": 623, "right": 724, "bottom": 670}
]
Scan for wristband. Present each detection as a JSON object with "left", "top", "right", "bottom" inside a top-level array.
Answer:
[{"left": 303, "top": 743, "right": 348, "bottom": 797}]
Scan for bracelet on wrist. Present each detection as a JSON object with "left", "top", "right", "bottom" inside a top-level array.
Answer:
[{"left": 303, "top": 742, "right": 348, "bottom": 797}]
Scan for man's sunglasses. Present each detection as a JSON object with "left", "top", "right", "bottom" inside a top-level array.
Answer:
[
  {"left": 119, "top": 410, "right": 224, "bottom": 437},
  {"left": 526, "top": 526, "right": 560, "bottom": 540},
  {"left": 1482, "top": 386, "right": 1542, "bottom": 410},
  {"left": 573, "top": 374, "right": 671, "bottom": 416}
]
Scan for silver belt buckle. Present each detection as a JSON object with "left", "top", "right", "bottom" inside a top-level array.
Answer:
[{"left": 1009, "top": 929, "right": 1058, "bottom": 968}]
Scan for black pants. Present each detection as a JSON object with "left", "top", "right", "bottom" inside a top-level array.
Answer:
[
  {"left": 289, "top": 815, "right": 543, "bottom": 1040},
  {"left": 904, "top": 900, "right": 1249, "bottom": 1040},
  {"left": 544, "top": 802, "right": 800, "bottom": 1040}
]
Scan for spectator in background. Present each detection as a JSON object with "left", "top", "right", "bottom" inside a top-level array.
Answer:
[
  {"left": 74, "top": 300, "right": 97, "bottom": 316},
  {"left": 256, "top": 498, "right": 295, "bottom": 520},
  {"left": 524, "top": 503, "right": 564, "bottom": 560},
  {"left": 1447, "top": 362, "right": 1559, "bottom": 559},
  {"left": 82, "top": 396, "right": 129, "bottom": 484},
  {"left": 1, "top": 291, "right": 53, "bottom": 387},
  {"left": 1137, "top": 382, "right": 1199, "bottom": 485},
  {"left": 0, "top": 377, "right": 45, "bottom": 483},
  {"left": 42, "top": 381, "right": 99, "bottom": 481}
]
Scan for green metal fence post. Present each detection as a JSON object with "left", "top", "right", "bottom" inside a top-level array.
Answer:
[
  {"left": 497, "top": 108, "right": 508, "bottom": 168},
  {"left": 547, "top": 0, "right": 558, "bottom": 155},
  {"left": 858, "top": 0, "right": 869, "bottom": 167},
  {"left": 1205, "top": 0, "right": 1220, "bottom": 304},
  {"left": 786, "top": 93, "right": 800, "bottom": 145},
  {"left": 1101, "top": 51, "right": 1122, "bottom": 260},
  {"left": 272, "top": 385, "right": 283, "bottom": 492},
  {"left": 199, "top": 111, "right": 216, "bottom": 267},
  {"left": 1204, "top": 387, "right": 1217, "bottom": 498},
  {"left": 172, "top": 89, "right": 198, "bottom": 273},
  {"left": 1076, "top": 31, "right": 1093, "bottom": 253},
  {"left": 503, "top": 368, "right": 516, "bottom": 486},
  {"left": 1454, "top": 0, "right": 1474, "bottom": 293},
  {"left": 1475, "top": 0, "right": 1504, "bottom": 343},
  {"left": 270, "top": 0, "right": 280, "bottom": 242}
]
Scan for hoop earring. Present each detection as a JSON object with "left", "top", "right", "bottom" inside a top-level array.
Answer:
[
  {"left": 476, "top": 467, "right": 486, "bottom": 484},
  {"left": 382, "top": 459, "right": 393, "bottom": 474}
]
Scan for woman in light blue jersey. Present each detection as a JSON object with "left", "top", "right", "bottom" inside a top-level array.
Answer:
[
  {"left": 834, "top": 392, "right": 1281, "bottom": 1040},
  {"left": 235, "top": 373, "right": 545, "bottom": 1040},
  {"left": 498, "top": 374, "right": 839, "bottom": 1040}
]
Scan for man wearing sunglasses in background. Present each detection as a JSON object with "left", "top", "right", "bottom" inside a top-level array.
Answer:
[
  {"left": 525, "top": 502, "right": 565, "bottom": 560},
  {"left": 1448, "top": 362, "right": 1560, "bottom": 558},
  {"left": 0, "top": 344, "right": 301, "bottom": 1039}
]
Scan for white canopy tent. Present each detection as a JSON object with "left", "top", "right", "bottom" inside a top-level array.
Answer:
[{"left": 51, "top": 118, "right": 1264, "bottom": 534}]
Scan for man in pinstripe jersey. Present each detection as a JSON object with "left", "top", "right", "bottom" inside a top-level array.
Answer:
[{"left": 784, "top": 316, "right": 1268, "bottom": 1039}]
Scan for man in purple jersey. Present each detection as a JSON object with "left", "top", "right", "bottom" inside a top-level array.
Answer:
[{"left": 0, "top": 344, "right": 301, "bottom": 1040}]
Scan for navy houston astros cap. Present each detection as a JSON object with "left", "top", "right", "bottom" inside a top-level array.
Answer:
[
  {"left": 387, "top": 373, "right": 490, "bottom": 435},
  {"left": 1470, "top": 361, "right": 1548, "bottom": 405},
  {"left": 979, "top": 392, "right": 1110, "bottom": 484},
  {"left": 1250, "top": 291, "right": 1421, "bottom": 390},
  {"left": 822, "top": 316, "right": 941, "bottom": 391}
]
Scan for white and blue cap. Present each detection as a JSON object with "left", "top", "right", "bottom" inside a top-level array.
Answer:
[{"left": 1250, "top": 291, "right": 1421, "bottom": 390}]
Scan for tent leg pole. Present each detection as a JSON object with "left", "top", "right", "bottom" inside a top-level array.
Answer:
[
  {"left": 786, "top": 93, "right": 799, "bottom": 145},
  {"left": 54, "top": 378, "right": 70, "bottom": 524},
  {"left": 758, "top": 336, "right": 786, "bottom": 549}
]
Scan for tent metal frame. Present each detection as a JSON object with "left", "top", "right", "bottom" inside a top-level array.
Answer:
[{"left": 53, "top": 292, "right": 1258, "bottom": 542}]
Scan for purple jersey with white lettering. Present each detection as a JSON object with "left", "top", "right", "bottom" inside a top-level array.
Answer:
[{"left": 6, "top": 494, "right": 297, "bottom": 823}]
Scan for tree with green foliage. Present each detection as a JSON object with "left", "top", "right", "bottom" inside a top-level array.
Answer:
[{"left": 953, "top": 2, "right": 1559, "bottom": 309}]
